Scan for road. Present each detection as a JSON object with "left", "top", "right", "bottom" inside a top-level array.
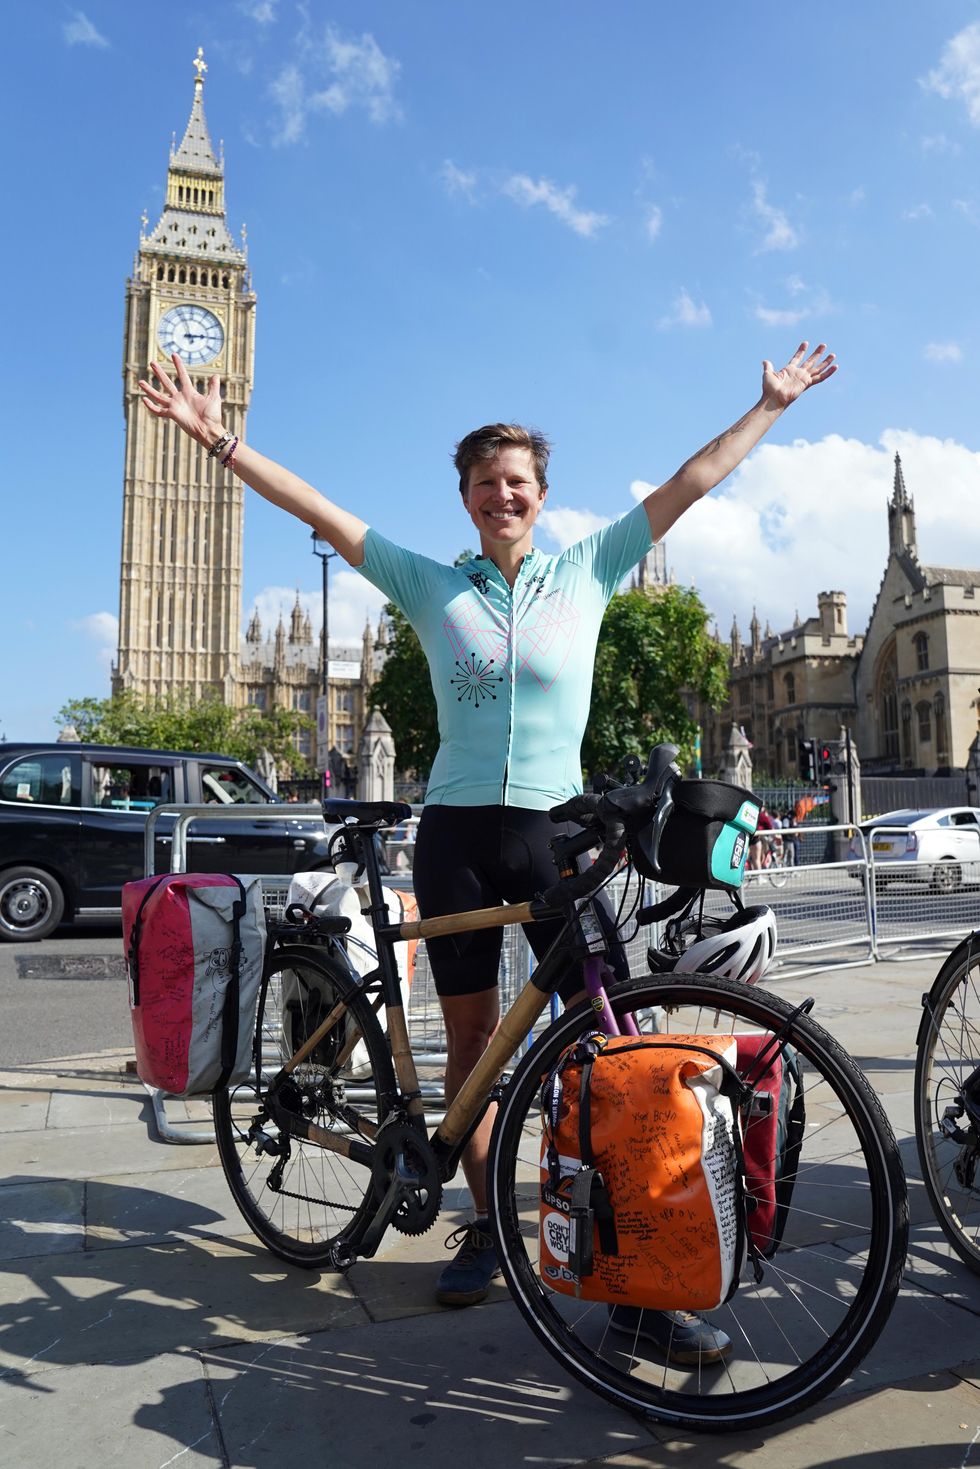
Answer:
[
  {"left": 3, "top": 867, "right": 976, "bottom": 1069},
  {"left": 0, "top": 922, "right": 131, "bottom": 1067}
]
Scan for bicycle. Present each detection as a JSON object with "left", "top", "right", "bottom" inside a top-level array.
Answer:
[
  {"left": 915, "top": 932, "right": 980, "bottom": 1274},
  {"left": 751, "top": 833, "right": 789, "bottom": 888},
  {"left": 213, "top": 748, "right": 907, "bottom": 1433}
]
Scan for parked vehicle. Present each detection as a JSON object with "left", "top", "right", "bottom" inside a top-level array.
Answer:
[
  {"left": 848, "top": 807, "right": 980, "bottom": 894},
  {"left": 0, "top": 742, "right": 335, "bottom": 941}
]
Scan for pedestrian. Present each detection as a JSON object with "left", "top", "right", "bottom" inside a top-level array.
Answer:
[{"left": 140, "top": 339, "right": 836, "bottom": 1358}]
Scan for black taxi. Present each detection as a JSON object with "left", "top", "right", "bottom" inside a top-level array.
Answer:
[{"left": 0, "top": 742, "right": 333, "bottom": 940}]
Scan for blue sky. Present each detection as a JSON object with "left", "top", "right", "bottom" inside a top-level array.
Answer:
[{"left": 5, "top": 1, "right": 980, "bottom": 737}]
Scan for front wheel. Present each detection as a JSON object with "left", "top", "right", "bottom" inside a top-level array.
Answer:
[
  {"left": 488, "top": 972, "right": 907, "bottom": 1433},
  {"left": 0, "top": 866, "right": 65, "bottom": 941},
  {"left": 213, "top": 944, "right": 396, "bottom": 1268},
  {"left": 914, "top": 938, "right": 980, "bottom": 1274}
]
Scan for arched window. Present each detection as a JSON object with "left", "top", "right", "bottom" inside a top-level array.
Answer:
[
  {"left": 901, "top": 701, "right": 912, "bottom": 759},
  {"left": 156, "top": 264, "right": 164, "bottom": 281},
  {"left": 914, "top": 632, "right": 929, "bottom": 671},
  {"left": 784, "top": 671, "right": 796, "bottom": 705},
  {"left": 189, "top": 268, "right": 197, "bottom": 285},
  {"left": 178, "top": 267, "right": 186, "bottom": 284},
  {"left": 917, "top": 700, "right": 932, "bottom": 743},
  {"left": 934, "top": 693, "right": 949, "bottom": 762},
  {"left": 876, "top": 640, "right": 899, "bottom": 760},
  {"left": 167, "top": 265, "right": 175, "bottom": 282}
]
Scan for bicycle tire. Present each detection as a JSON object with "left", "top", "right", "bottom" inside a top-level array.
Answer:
[
  {"left": 488, "top": 972, "right": 907, "bottom": 1432},
  {"left": 213, "top": 944, "right": 395, "bottom": 1269},
  {"left": 767, "top": 861, "right": 789, "bottom": 889},
  {"left": 914, "top": 937, "right": 980, "bottom": 1274}
]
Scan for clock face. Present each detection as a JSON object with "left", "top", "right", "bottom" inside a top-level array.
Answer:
[{"left": 157, "top": 305, "right": 225, "bottom": 366}]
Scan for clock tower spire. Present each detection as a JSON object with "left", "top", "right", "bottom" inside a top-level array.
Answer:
[{"left": 115, "top": 48, "right": 256, "bottom": 704}]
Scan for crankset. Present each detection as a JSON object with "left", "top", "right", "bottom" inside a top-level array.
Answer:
[{"left": 371, "top": 1119, "right": 443, "bottom": 1237}]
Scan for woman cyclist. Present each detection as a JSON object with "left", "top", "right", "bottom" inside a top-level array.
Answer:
[{"left": 140, "top": 340, "right": 836, "bottom": 1355}]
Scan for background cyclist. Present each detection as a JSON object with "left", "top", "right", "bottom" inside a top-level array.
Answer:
[{"left": 140, "top": 340, "right": 836, "bottom": 1355}]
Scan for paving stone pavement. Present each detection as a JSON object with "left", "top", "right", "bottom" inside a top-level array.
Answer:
[{"left": 1, "top": 955, "right": 980, "bottom": 1468}]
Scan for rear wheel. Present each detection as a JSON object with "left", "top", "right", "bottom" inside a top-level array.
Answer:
[
  {"left": 914, "top": 938, "right": 980, "bottom": 1274},
  {"left": 931, "top": 861, "right": 962, "bottom": 895},
  {"left": 488, "top": 972, "right": 907, "bottom": 1433},
  {"left": 0, "top": 867, "right": 65, "bottom": 941},
  {"left": 213, "top": 944, "right": 395, "bottom": 1268}
]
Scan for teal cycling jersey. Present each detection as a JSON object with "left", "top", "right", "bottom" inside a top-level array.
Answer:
[{"left": 358, "top": 501, "right": 653, "bottom": 810}]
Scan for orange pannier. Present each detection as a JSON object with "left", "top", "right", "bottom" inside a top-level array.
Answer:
[{"left": 539, "top": 1033, "right": 748, "bottom": 1312}]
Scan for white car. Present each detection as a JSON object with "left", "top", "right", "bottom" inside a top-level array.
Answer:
[{"left": 850, "top": 807, "right": 980, "bottom": 894}]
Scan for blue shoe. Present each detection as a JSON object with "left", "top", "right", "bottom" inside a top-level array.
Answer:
[
  {"left": 607, "top": 1306, "right": 732, "bottom": 1366},
  {"left": 435, "top": 1218, "right": 501, "bottom": 1307}
]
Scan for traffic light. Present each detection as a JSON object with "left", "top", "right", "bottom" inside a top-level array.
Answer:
[
  {"left": 817, "top": 743, "right": 833, "bottom": 783},
  {"left": 799, "top": 739, "right": 816, "bottom": 782}
]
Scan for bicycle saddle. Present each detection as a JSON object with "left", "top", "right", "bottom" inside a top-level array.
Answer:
[{"left": 323, "top": 798, "right": 412, "bottom": 828}]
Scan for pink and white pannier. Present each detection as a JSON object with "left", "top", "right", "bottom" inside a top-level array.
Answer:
[{"left": 123, "top": 873, "right": 267, "bottom": 1097}]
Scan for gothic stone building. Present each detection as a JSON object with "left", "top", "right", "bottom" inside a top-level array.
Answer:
[
  {"left": 703, "top": 456, "right": 980, "bottom": 779},
  {"left": 113, "top": 51, "right": 377, "bottom": 771}
]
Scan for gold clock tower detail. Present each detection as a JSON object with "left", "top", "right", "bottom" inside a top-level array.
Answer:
[{"left": 115, "top": 49, "right": 255, "bottom": 702}]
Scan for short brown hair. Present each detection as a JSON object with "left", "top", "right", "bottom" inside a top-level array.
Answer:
[{"left": 453, "top": 423, "right": 551, "bottom": 496}]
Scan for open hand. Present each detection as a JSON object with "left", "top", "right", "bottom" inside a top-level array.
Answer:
[
  {"left": 138, "top": 353, "right": 223, "bottom": 442},
  {"left": 762, "top": 342, "right": 837, "bottom": 409}
]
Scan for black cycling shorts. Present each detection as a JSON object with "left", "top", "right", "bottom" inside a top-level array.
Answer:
[{"left": 411, "top": 804, "right": 629, "bottom": 1001}]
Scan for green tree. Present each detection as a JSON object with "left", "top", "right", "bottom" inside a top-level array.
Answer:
[
  {"left": 370, "top": 604, "right": 439, "bottom": 776},
  {"left": 582, "top": 585, "right": 728, "bottom": 781},
  {"left": 55, "top": 691, "right": 313, "bottom": 775}
]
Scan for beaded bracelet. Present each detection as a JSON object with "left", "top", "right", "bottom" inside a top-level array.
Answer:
[
  {"left": 220, "top": 435, "right": 240, "bottom": 470},
  {"left": 207, "top": 431, "right": 234, "bottom": 460}
]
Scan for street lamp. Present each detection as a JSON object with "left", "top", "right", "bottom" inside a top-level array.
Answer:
[{"left": 311, "top": 531, "right": 338, "bottom": 778}]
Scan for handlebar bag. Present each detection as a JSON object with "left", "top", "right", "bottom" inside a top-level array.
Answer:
[
  {"left": 123, "top": 873, "right": 267, "bottom": 1097},
  {"left": 539, "top": 1033, "right": 748, "bottom": 1311},
  {"left": 737, "top": 1034, "right": 806, "bottom": 1257},
  {"left": 647, "top": 780, "right": 761, "bottom": 891}
]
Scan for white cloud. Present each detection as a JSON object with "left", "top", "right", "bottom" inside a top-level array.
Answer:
[
  {"left": 924, "top": 340, "right": 963, "bottom": 363},
  {"left": 270, "top": 25, "right": 402, "bottom": 143},
  {"left": 73, "top": 611, "right": 118, "bottom": 669},
  {"left": 750, "top": 179, "right": 800, "bottom": 252},
  {"left": 659, "top": 289, "right": 712, "bottom": 330},
  {"left": 755, "top": 304, "right": 808, "bottom": 328},
  {"left": 848, "top": 186, "right": 866, "bottom": 207},
  {"left": 921, "top": 132, "right": 961, "bottom": 154},
  {"left": 269, "top": 64, "right": 306, "bottom": 145},
  {"left": 501, "top": 174, "right": 609, "bottom": 238},
  {"left": 537, "top": 507, "right": 611, "bottom": 551},
  {"left": 241, "top": 0, "right": 278, "bottom": 21},
  {"left": 63, "top": 10, "right": 108, "bottom": 47},
  {"left": 902, "top": 203, "right": 934, "bottom": 221},
  {"left": 954, "top": 198, "right": 980, "bottom": 227},
  {"left": 441, "top": 160, "right": 477, "bottom": 201},
  {"left": 753, "top": 285, "right": 834, "bottom": 329},
  {"left": 626, "top": 431, "right": 980, "bottom": 635},
  {"left": 645, "top": 205, "right": 663, "bottom": 241},
  {"left": 922, "top": 22, "right": 980, "bottom": 125},
  {"left": 244, "top": 575, "right": 387, "bottom": 647}
]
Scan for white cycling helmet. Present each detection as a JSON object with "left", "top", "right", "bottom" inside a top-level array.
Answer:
[{"left": 666, "top": 904, "right": 777, "bottom": 986}]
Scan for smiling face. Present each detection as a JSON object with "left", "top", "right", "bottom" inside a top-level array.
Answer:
[{"left": 461, "top": 447, "right": 547, "bottom": 559}]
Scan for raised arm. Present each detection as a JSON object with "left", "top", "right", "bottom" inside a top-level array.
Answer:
[
  {"left": 642, "top": 342, "right": 837, "bottom": 543},
  {"left": 138, "top": 354, "right": 368, "bottom": 566}
]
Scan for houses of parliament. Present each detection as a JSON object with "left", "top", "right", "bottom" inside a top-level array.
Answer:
[{"left": 112, "top": 50, "right": 380, "bottom": 770}]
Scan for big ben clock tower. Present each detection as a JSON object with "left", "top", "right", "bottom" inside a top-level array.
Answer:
[{"left": 115, "top": 48, "right": 255, "bottom": 702}]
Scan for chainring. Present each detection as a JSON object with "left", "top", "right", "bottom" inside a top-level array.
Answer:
[{"left": 371, "top": 1119, "right": 443, "bottom": 1236}]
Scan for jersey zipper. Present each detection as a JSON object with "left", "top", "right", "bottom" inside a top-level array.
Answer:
[{"left": 501, "top": 577, "right": 518, "bottom": 804}]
